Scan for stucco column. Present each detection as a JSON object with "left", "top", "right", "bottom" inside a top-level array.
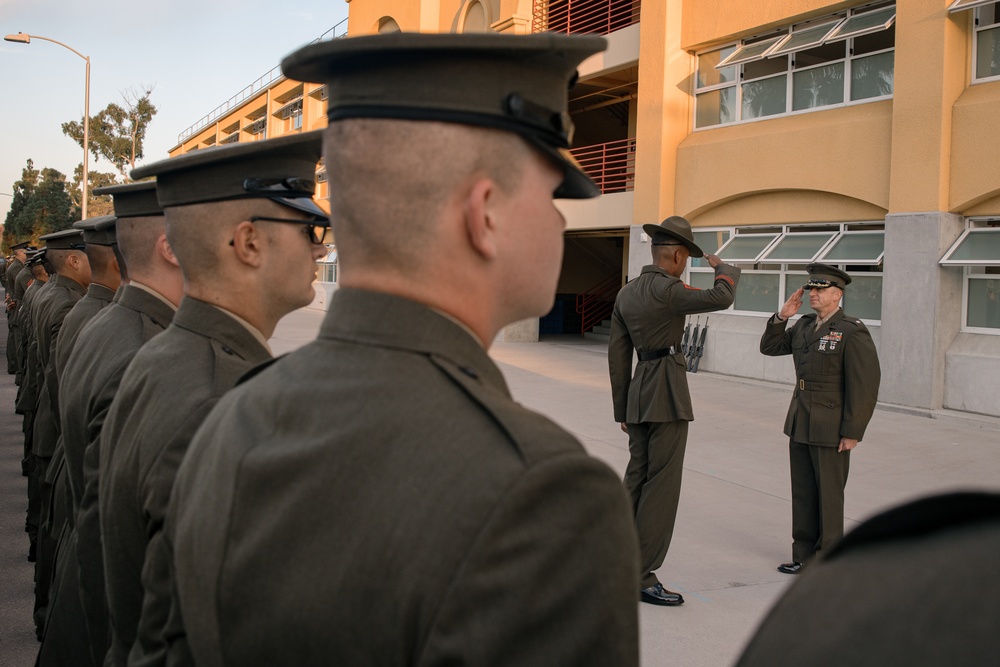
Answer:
[
  {"left": 632, "top": 0, "right": 688, "bottom": 225},
  {"left": 879, "top": 213, "right": 964, "bottom": 409},
  {"left": 500, "top": 317, "right": 540, "bottom": 342}
]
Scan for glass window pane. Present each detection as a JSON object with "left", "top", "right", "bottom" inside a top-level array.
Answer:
[
  {"left": 794, "top": 41, "right": 847, "bottom": 68},
  {"left": 976, "top": 26, "right": 1000, "bottom": 79},
  {"left": 719, "top": 35, "right": 784, "bottom": 68},
  {"left": 851, "top": 51, "right": 894, "bottom": 100},
  {"left": 698, "top": 46, "right": 737, "bottom": 88},
  {"left": 734, "top": 273, "right": 781, "bottom": 313},
  {"left": 827, "top": 6, "right": 895, "bottom": 42},
  {"left": 744, "top": 55, "right": 788, "bottom": 80},
  {"left": 843, "top": 275, "right": 882, "bottom": 320},
  {"left": 719, "top": 234, "right": 779, "bottom": 262},
  {"left": 853, "top": 23, "right": 895, "bottom": 55},
  {"left": 742, "top": 75, "right": 788, "bottom": 118},
  {"left": 967, "top": 277, "right": 1000, "bottom": 328},
  {"left": 793, "top": 63, "right": 845, "bottom": 110},
  {"left": 944, "top": 229, "right": 1000, "bottom": 263},
  {"left": 821, "top": 233, "right": 885, "bottom": 263},
  {"left": 762, "top": 233, "right": 836, "bottom": 261},
  {"left": 696, "top": 87, "right": 736, "bottom": 128},
  {"left": 769, "top": 21, "right": 843, "bottom": 58},
  {"left": 785, "top": 275, "right": 816, "bottom": 315},
  {"left": 688, "top": 271, "right": 716, "bottom": 290},
  {"left": 979, "top": 3, "right": 999, "bottom": 25},
  {"left": 691, "top": 230, "right": 731, "bottom": 268}
]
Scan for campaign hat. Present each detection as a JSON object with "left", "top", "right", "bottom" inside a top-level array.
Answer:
[
  {"left": 642, "top": 216, "right": 705, "bottom": 258},
  {"left": 281, "top": 32, "right": 607, "bottom": 199}
]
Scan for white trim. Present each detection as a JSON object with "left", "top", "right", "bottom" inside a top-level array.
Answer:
[
  {"left": 716, "top": 34, "right": 785, "bottom": 69},
  {"left": 765, "top": 19, "right": 846, "bottom": 58},
  {"left": 940, "top": 227, "right": 1000, "bottom": 265},
  {"left": 825, "top": 6, "right": 896, "bottom": 42},
  {"left": 818, "top": 230, "right": 886, "bottom": 265},
  {"left": 973, "top": 10, "right": 1000, "bottom": 82},
  {"left": 760, "top": 231, "right": 838, "bottom": 263},
  {"left": 717, "top": 232, "right": 782, "bottom": 262}
]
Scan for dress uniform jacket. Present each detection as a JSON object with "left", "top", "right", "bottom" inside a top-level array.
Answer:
[
  {"left": 163, "top": 288, "right": 640, "bottom": 667},
  {"left": 736, "top": 492, "right": 1000, "bottom": 666},
  {"left": 12, "top": 266, "right": 33, "bottom": 381},
  {"left": 609, "top": 264, "right": 741, "bottom": 424},
  {"left": 6, "top": 257, "right": 25, "bottom": 371},
  {"left": 46, "top": 284, "right": 177, "bottom": 666},
  {"left": 100, "top": 295, "right": 271, "bottom": 667},
  {"left": 16, "top": 279, "right": 48, "bottom": 414},
  {"left": 759, "top": 308, "right": 880, "bottom": 446},
  {"left": 32, "top": 274, "right": 88, "bottom": 456},
  {"left": 52, "top": 282, "right": 116, "bottom": 386}
]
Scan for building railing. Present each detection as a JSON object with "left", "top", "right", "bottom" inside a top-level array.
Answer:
[
  {"left": 533, "top": 0, "right": 641, "bottom": 36},
  {"left": 570, "top": 137, "right": 636, "bottom": 194},
  {"left": 576, "top": 273, "right": 620, "bottom": 336},
  {"left": 176, "top": 18, "right": 348, "bottom": 145}
]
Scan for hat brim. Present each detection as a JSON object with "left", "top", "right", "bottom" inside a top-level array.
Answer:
[
  {"left": 523, "top": 138, "right": 599, "bottom": 200},
  {"left": 271, "top": 196, "right": 329, "bottom": 221},
  {"left": 642, "top": 223, "right": 705, "bottom": 258}
]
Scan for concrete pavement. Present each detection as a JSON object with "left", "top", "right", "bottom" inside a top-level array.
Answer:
[{"left": 3, "top": 303, "right": 1000, "bottom": 666}]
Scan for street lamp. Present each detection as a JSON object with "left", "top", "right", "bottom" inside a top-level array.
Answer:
[{"left": 4, "top": 32, "right": 90, "bottom": 220}]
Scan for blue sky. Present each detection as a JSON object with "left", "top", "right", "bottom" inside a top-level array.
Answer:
[{"left": 1, "top": 0, "right": 350, "bottom": 223}]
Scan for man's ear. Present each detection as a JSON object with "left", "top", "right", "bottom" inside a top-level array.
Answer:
[
  {"left": 157, "top": 234, "right": 181, "bottom": 269},
  {"left": 464, "top": 177, "right": 499, "bottom": 261},
  {"left": 230, "top": 220, "right": 264, "bottom": 267}
]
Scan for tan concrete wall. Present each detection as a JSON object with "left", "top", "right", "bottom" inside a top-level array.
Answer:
[
  {"left": 950, "top": 80, "right": 1000, "bottom": 213},
  {"left": 347, "top": 0, "right": 422, "bottom": 34},
  {"left": 680, "top": 0, "right": 852, "bottom": 50},
  {"left": 675, "top": 101, "right": 892, "bottom": 225}
]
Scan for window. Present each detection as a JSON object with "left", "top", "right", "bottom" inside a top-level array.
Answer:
[
  {"left": 689, "top": 223, "right": 884, "bottom": 320},
  {"left": 941, "top": 220, "right": 1000, "bottom": 332},
  {"left": 317, "top": 248, "right": 338, "bottom": 284},
  {"left": 976, "top": 3, "right": 1000, "bottom": 81},
  {"left": 694, "top": 3, "right": 895, "bottom": 128},
  {"left": 275, "top": 97, "right": 303, "bottom": 132}
]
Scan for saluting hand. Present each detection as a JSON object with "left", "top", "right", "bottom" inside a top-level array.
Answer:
[
  {"left": 705, "top": 254, "right": 722, "bottom": 269},
  {"left": 779, "top": 288, "right": 804, "bottom": 320}
]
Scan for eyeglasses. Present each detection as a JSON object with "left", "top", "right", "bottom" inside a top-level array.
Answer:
[{"left": 227, "top": 216, "right": 332, "bottom": 246}]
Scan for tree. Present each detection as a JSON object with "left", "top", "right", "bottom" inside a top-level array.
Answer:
[
  {"left": 62, "top": 85, "right": 158, "bottom": 180},
  {"left": 1, "top": 160, "right": 75, "bottom": 250},
  {"left": 68, "top": 165, "right": 117, "bottom": 218}
]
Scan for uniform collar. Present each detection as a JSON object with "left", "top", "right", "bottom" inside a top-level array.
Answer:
[{"left": 172, "top": 296, "right": 272, "bottom": 364}]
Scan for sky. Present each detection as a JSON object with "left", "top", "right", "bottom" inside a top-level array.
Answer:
[{"left": 0, "top": 0, "right": 350, "bottom": 224}]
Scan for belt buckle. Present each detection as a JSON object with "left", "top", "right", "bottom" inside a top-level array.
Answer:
[{"left": 799, "top": 379, "right": 805, "bottom": 390}]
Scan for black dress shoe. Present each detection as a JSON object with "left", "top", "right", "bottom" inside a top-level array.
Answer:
[
  {"left": 777, "top": 561, "right": 803, "bottom": 574},
  {"left": 640, "top": 583, "right": 684, "bottom": 606}
]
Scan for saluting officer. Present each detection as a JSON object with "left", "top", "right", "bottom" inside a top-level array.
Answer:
[
  {"left": 608, "top": 215, "right": 741, "bottom": 606},
  {"left": 760, "top": 263, "right": 880, "bottom": 574},
  {"left": 100, "top": 131, "right": 329, "bottom": 667},
  {"left": 165, "top": 32, "right": 640, "bottom": 666}
]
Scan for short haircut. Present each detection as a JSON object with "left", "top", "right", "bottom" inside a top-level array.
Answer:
[
  {"left": 325, "top": 118, "right": 532, "bottom": 274},
  {"left": 116, "top": 216, "right": 166, "bottom": 274}
]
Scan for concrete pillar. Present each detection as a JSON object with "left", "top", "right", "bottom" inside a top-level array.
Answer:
[
  {"left": 626, "top": 225, "right": 649, "bottom": 281},
  {"left": 878, "top": 212, "right": 964, "bottom": 409},
  {"left": 499, "top": 317, "right": 540, "bottom": 342}
]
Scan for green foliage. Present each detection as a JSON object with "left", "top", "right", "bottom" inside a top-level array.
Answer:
[
  {"left": 62, "top": 85, "right": 158, "bottom": 179},
  {"left": 68, "top": 165, "right": 117, "bottom": 218},
  {"left": 2, "top": 159, "right": 75, "bottom": 252}
]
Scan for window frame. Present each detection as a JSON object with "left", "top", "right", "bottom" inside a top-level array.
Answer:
[
  {"left": 941, "top": 219, "right": 1000, "bottom": 334},
  {"left": 694, "top": 3, "right": 895, "bottom": 131},
  {"left": 687, "top": 223, "right": 884, "bottom": 323},
  {"left": 971, "top": 3, "right": 1000, "bottom": 84}
]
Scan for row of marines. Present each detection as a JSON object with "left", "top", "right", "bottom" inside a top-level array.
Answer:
[
  {"left": 4, "top": 28, "right": 999, "bottom": 667},
  {"left": 1, "top": 30, "right": 645, "bottom": 667}
]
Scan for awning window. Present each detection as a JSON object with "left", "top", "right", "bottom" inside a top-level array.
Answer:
[
  {"left": 817, "top": 231, "right": 885, "bottom": 265},
  {"left": 948, "top": 0, "right": 996, "bottom": 12},
  {"left": 716, "top": 233, "right": 780, "bottom": 262},
  {"left": 940, "top": 228, "right": 1000, "bottom": 265},
  {"left": 824, "top": 6, "right": 896, "bottom": 42},
  {"left": 765, "top": 20, "right": 846, "bottom": 58},
  {"left": 759, "top": 231, "right": 837, "bottom": 263},
  {"left": 716, "top": 35, "right": 785, "bottom": 69}
]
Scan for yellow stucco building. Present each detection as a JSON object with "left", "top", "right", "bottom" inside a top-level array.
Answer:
[{"left": 170, "top": 0, "right": 1000, "bottom": 419}]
